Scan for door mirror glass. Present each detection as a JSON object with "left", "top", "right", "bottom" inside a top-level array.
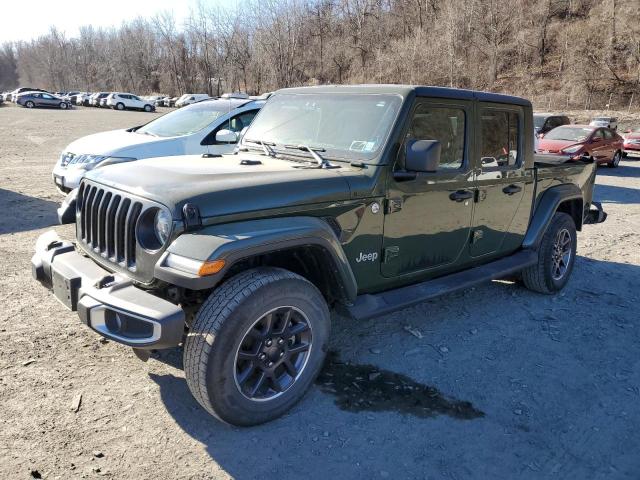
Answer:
[
  {"left": 405, "top": 139, "right": 441, "bottom": 172},
  {"left": 215, "top": 129, "right": 239, "bottom": 143}
]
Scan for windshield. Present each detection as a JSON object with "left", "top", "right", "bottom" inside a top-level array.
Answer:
[
  {"left": 533, "top": 115, "right": 546, "bottom": 129},
  {"left": 137, "top": 99, "right": 247, "bottom": 137},
  {"left": 244, "top": 93, "right": 403, "bottom": 161},
  {"left": 545, "top": 126, "right": 594, "bottom": 142}
]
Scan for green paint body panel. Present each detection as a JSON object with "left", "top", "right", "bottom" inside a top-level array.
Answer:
[{"left": 80, "top": 85, "right": 599, "bottom": 305}]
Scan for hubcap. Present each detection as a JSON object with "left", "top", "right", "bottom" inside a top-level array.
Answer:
[
  {"left": 234, "top": 306, "right": 312, "bottom": 401},
  {"left": 551, "top": 228, "right": 572, "bottom": 281},
  {"left": 614, "top": 153, "right": 620, "bottom": 165}
]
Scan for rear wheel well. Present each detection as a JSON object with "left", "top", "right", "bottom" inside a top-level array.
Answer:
[
  {"left": 556, "top": 198, "right": 583, "bottom": 231},
  {"left": 220, "top": 246, "right": 349, "bottom": 307}
]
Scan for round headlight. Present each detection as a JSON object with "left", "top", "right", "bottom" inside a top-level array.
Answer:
[{"left": 154, "top": 209, "right": 172, "bottom": 245}]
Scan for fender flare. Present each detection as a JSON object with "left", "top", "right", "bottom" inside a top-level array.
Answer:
[
  {"left": 154, "top": 216, "right": 358, "bottom": 302},
  {"left": 522, "top": 184, "right": 583, "bottom": 250}
]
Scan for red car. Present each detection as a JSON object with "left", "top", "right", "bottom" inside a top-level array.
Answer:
[
  {"left": 537, "top": 124, "right": 624, "bottom": 167},
  {"left": 622, "top": 127, "right": 640, "bottom": 157}
]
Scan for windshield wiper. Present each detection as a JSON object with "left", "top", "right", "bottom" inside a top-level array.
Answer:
[
  {"left": 244, "top": 138, "right": 276, "bottom": 157},
  {"left": 284, "top": 144, "right": 329, "bottom": 168}
]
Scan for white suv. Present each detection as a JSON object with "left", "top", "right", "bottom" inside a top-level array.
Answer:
[
  {"left": 106, "top": 93, "right": 155, "bottom": 112},
  {"left": 52, "top": 97, "right": 265, "bottom": 193},
  {"left": 175, "top": 93, "right": 210, "bottom": 108}
]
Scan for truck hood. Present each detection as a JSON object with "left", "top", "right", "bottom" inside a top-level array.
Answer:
[
  {"left": 85, "top": 153, "right": 358, "bottom": 219},
  {"left": 64, "top": 129, "right": 176, "bottom": 157}
]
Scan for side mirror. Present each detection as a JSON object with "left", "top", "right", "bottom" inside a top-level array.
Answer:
[
  {"left": 215, "top": 129, "right": 239, "bottom": 143},
  {"left": 405, "top": 139, "right": 441, "bottom": 172},
  {"left": 538, "top": 133, "right": 545, "bottom": 139}
]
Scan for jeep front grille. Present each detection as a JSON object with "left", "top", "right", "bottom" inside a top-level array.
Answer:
[{"left": 77, "top": 182, "right": 142, "bottom": 269}]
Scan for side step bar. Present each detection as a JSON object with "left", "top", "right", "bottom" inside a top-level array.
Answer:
[{"left": 345, "top": 250, "right": 538, "bottom": 321}]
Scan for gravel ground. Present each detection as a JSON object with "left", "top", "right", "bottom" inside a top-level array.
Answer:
[{"left": 1, "top": 104, "right": 639, "bottom": 480}]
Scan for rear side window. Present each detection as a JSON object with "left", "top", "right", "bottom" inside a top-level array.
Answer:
[
  {"left": 480, "top": 109, "right": 520, "bottom": 168},
  {"left": 405, "top": 104, "right": 466, "bottom": 170}
]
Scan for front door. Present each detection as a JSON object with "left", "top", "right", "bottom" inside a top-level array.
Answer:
[
  {"left": 470, "top": 104, "right": 528, "bottom": 258},
  {"left": 382, "top": 99, "right": 474, "bottom": 278}
]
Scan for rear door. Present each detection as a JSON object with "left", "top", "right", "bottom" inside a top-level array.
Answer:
[{"left": 470, "top": 103, "right": 530, "bottom": 258}]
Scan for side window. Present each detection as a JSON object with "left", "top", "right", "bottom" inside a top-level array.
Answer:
[
  {"left": 204, "top": 110, "right": 260, "bottom": 145},
  {"left": 132, "top": 95, "right": 140, "bottom": 101},
  {"left": 603, "top": 129, "right": 613, "bottom": 140},
  {"left": 480, "top": 109, "right": 520, "bottom": 168},
  {"left": 405, "top": 104, "right": 466, "bottom": 170},
  {"left": 592, "top": 129, "right": 604, "bottom": 141}
]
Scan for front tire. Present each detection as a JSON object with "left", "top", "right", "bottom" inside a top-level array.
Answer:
[
  {"left": 184, "top": 267, "right": 330, "bottom": 426},
  {"left": 608, "top": 150, "right": 621, "bottom": 168},
  {"left": 522, "top": 212, "right": 577, "bottom": 294},
  {"left": 143, "top": 104, "right": 152, "bottom": 112},
  {"left": 59, "top": 102, "right": 67, "bottom": 109}
]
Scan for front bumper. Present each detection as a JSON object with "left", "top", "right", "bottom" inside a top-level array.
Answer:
[
  {"left": 31, "top": 231, "right": 185, "bottom": 349},
  {"left": 52, "top": 165, "right": 85, "bottom": 193}
]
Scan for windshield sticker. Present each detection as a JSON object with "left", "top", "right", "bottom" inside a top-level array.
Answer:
[
  {"left": 350, "top": 141, "right": 367, "bottom": 151},
  {"left": 364, "top": 141, "right": 376, "bottom": 152}
]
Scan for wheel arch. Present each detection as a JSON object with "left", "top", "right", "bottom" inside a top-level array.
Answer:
[
  {"left": 155, "top": 216, "right": 358, "bottom": 305},
  {"left": 523, "top": 184, "right": 583, "bottom": 250}
]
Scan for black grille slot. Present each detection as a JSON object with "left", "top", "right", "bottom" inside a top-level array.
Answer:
[{"left": 78, "top": 183, "right": 144, "bottom": 270}]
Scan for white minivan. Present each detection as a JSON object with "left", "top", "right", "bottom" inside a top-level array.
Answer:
[{"left": 52, "top": 97, "right": 265, "bottom": 193}]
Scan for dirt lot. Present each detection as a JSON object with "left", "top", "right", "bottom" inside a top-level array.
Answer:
[{"left": 1, "top": 104, "right": 639, "bottom": 480}]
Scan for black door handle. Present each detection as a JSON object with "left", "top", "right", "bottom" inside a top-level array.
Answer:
[
  {"left": 449, "top": 190, "right": 473, "bottom": 202},
  {"left": 502, "top": 184, "right": 522, "bottom": 195}
]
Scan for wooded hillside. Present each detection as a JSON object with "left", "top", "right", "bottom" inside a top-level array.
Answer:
[{"left": 1, "top": 0, "right": 639, "bottom": 109}]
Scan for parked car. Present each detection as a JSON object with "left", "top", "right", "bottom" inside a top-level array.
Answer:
[
  {"left": 622, "top": 127, "right": 640, "bottom": 157},
  {"left": 35, "top": 85, "right": 606, "bottom": 426},
  {"left": 16, "top": 91, "right": 71, "bottom": 109},
  {"left": 11, "top": 87, "right": 49, "bottom": 102},
  {"left": 51, "top": 96, "right": 265, "bottom": 193},
  {"left": 90, "top": 92, "right": 109, "bottom": 107},
  {"left": 153, "top": 96, "right": 168, "bottom": 107},
  {"left": 537, "top": 124, "right": 624, "bottom": 167},
  {"left": 175, "top": 93, "right": 210, "bottom": 107},
  {"left": 533, "top": 113, "right": 571, "bottom": 137},
  {"left": 0, "top": 96, "right": 3, "bottom": 106},
  {"left": 76, "top": 93, "right": 92, "bottom": 106},
  {"left": 105, "top": 92, "right": 155, "bottom": 112},
  {"left": 163, "top": 96, "right": 179, "bottom": 107},
  {"left": 62, "top": 91, "right": 80, "bottom": 103},
  {"left": 589, "top": 116, "right": 618, "bottom": 130},
  {"left": 99, "top": 97, "right": 109, "bottom": 108},
  {"left": 1, "top": 91, "right": 12, "bottom": 102}
]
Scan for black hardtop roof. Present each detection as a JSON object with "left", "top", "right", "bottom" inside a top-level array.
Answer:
[{"left": 276, "top": 84, "right": 531, "bottom": 107}]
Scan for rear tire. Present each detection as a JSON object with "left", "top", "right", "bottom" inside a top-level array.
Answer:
[
  {"left": 183, "top": 267, "right": 330, "bottom": 426},
  {"left": 25, "top": 101, "right": 34, "bottom": 108},
  {"left": 116, "top": 102, "right": 125, "bottom": 111},
  {"left": 59, "top": 102, "right": 67, "bottom": 109},
  {"left": 608, "top": 150, "right": 621, "bottom": 168},
  {"left": 522, "top": 212, "right": 577, "bottom": 294}
]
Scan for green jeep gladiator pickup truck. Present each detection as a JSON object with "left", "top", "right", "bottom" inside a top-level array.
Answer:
[{"left": 33, "top": 85, "right": 606, "bottom": 425}]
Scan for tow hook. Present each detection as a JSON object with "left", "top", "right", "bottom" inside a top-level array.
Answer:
[{"left": 584, "top": 201, "right": 607, "bottom": 224}]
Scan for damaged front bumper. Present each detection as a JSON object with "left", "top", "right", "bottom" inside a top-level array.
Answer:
[{"left": 31, "top": 231, "right": 185, "bottom": 350}]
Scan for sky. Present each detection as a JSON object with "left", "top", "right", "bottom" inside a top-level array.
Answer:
[{"left": 0, "top": 0, "right": 216, "bottom": 43}]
